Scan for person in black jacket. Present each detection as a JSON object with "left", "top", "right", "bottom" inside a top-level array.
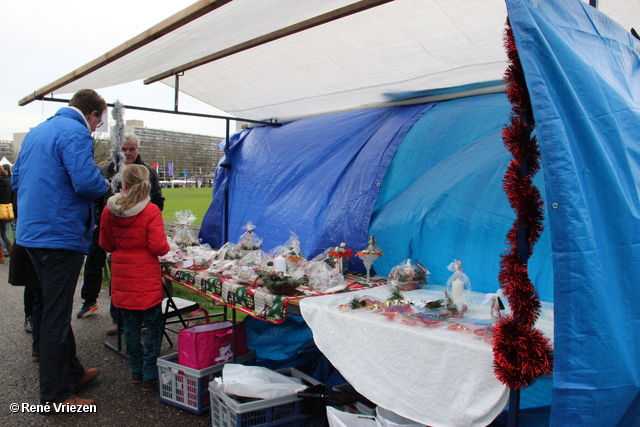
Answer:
[
  {"left": 77, "top": 134, "right": 164, "bottom": 335},
  {"left": 0, "top": 165, "right": 13, "bottom": 263}
]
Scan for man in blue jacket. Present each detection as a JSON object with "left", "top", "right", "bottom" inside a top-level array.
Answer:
[{"left": 12, "top": 89, "right": 109, "bottom": 412}]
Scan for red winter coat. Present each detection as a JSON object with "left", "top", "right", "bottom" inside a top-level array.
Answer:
[{"left": 99, "top": 194, "right": 170, "bottom": 310}]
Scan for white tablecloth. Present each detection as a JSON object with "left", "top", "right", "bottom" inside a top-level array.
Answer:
[{"left": 300, "top": 285, "right": 554, "bottom": 427}]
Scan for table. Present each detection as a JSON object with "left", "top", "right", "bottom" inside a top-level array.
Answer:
[
  {"left": 300, "top": 285, "right": 554, "bottom": 427},
  {"left": 162, "top": 266, "right": 388, "bottom": 323}
]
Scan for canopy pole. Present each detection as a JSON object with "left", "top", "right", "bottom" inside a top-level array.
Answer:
[
  {"left": 589, "top": 0, "right": 598, "bottom": 8},
  {"left": 19, "top": 0, "right": 234, "bottom": 106},
  {"left": 174, "top": 73, "right": 181, "bottom": 112},
  {"left": 223, "top": 118, "right": 231, "bottom": 244},
  {"left": 144, "top": 0, "right": 395, "bottom": 85}
]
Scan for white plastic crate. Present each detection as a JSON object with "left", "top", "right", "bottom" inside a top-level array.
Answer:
[
  {"left": 157, "top": 350, "right": 255, "bottom": 414},
  {"left": 209, "top": 367, "right": 325, "bottom": 427}
]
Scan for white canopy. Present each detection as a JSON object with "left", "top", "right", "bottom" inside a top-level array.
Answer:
[{"left": 19, "top": 0, "right": 640, "bottom": 122}]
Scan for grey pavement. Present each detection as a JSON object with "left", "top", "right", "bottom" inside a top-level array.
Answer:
[{"left": 0, "top": 260, "right": 211, "bottom": 427}]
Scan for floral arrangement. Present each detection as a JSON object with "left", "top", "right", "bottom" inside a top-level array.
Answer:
[{"left": 328, "top": 242, "right": 353, "bottom": 260}]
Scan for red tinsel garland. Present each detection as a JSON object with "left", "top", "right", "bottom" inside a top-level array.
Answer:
[{"left": 493, "top": 18, "right": 554, "bottom": 389}]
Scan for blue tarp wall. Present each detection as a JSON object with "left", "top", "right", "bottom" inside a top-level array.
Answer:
[
  {"left": 507, "top": 0, "right": 640, "bottom": 426},
  {"left": 200, "top": 0, "right": 640, "bottom": 424}
]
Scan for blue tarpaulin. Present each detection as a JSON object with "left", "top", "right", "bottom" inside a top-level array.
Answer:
[
  {"left": 200, "top": 104, "right": 430, "bottom": 258},
  {"left": 370, "top": 93, "right": 553, "bottom": 301},
  {"left": 507, "top": 0, "right": 640, "bottom": 425}
]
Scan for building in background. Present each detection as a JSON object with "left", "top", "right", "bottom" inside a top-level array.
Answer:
[{"left": 0, "top": 140, "right": 13, "bottom": 161}]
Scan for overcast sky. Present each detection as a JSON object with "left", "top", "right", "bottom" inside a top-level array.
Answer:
[{"left": 0, "top": 0, "right": 230, "bottom": 141}]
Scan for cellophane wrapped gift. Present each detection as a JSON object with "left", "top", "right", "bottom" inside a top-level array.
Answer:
[
  {"left": 307, "top": 257, "right": 345, "bottom": 293},
  {"left": 270, "top": 231, "right": 306, "bottom": 271},
  {"left": 444, "top": 259, "right": 473, "bottom": 314},
  {"left": 233, "top": 264, "right": 261, "bottom": 287},
  {"left": 388, "top": 259, "right": 430, "bottom": 291},
  {"left": 238, "top": 221, "right": 263, "bottom": 251},
  {"left": 172, "top": 210, "right": 199, "bottom": 247},
  {"left": 183, "top": 244, "right": 218, "bottom": 269},
  {"left": 206, "top": 259, "right": 237, "bottom": 278},
  {"left": 217, "top": 241, "right": 243, "bottom": 260},
  {"left": 238, "top": 250, "right": 272, "bottom": 269}
]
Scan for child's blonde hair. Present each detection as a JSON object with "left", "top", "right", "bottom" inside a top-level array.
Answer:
[{"left": 116, "top": 164, "right": 150, "bottom": 213}]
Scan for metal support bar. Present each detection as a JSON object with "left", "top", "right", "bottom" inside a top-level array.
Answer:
[
  {"left": 507, "top": 112, "right": 533, "bottom": 427},
  {"left": 34, "top": 95, "right": 280, "bottom": 127},
  {"left": 508, "top": 389, "right": 521, "bottom": 427},
  {"left": 589, "top": 0, "right": 598, "bottom": 8}
]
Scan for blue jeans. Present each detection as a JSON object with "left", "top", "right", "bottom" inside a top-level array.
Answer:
[
  {"left": 27, "top": 248, "right": 86, "bottom": 404},
  {"left": 122, "top": 304, "right": 164, "bottom": 380}
]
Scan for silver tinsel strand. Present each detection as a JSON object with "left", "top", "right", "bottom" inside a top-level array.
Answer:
[{"left": 109, "top": 100, "right": 126, "bottom": 192}]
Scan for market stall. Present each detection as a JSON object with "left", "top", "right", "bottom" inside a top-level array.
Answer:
[{"left": 18, "top": 0, "right": 640, "bottom": 425}]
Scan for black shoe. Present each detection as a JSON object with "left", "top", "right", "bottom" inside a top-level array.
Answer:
[
  {"left": 77, "top": 302, "right": 99, "bottom": 319},
  {"left": 132, "top": 372, "right": 143, "bottom": 384},
  {"left": 141, "top": 378, "right": 157, "bottom": 392},
  {"left": 70, "top": 368, "right": 100, "bottom": 394},
  {"left": 25, "top": 316, "right": 33, "bottom": 333}
]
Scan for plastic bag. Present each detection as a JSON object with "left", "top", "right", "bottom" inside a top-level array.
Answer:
[
  {"left": 217, "top": 241, "right": 243, "bottom": 260},
  {"left": 238, "top": 249, "right": 272, "bottom": 269},
  {"left": 307, "top": 257, "right": 346, "bottom": 293},
  {"left": 388, "top": 259, "right": 430, "bottom": 291},
  {"left": 327, "top": 406, "right": 376, "bottom": 427},
  {"left": 221, "top": 364, "right": 307, "bottom": 399},
  {"left": 238, "top": 221, "right": 263, "bottom": 251},
  {"left": 183, "top": 244, "right": 218, "bottom": 268},
  {"left": 172, "top": 210, "right": 199, "bottom": 247},
  {"left": 207, "top": 259, "right": 237, "bottom": 277},
  {"left": 375, "top": 407, "right": 426, "bottom": 427},
  {"left": 444, "top": 260, "right": 472, "bottom": 314},
  {"left": 270, "top": 231, "right": 306, "bottom": 271}
]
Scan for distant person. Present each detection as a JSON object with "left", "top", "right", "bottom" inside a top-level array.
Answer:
[
  {"left": 99, "top": 164, "right": 170, "bottom": 392},
  {"left": 1, "top": 164, "right": 14, "bottom": 257},
  {"left": 8, "top": 193, "right": 40, "bottom": 360},
  {"left": 12, "top": 89, "right": 109, "bottom": 410},
  {"left": 77, "top": 133, "right": 164, "bottom": 338},
  {"left": 0, "top": 165, "right": 13, "bottom": 263}
]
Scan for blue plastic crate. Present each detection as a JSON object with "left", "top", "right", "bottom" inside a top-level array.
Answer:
[
  {"left": 158, "top": 350, "right": 255, "bottom": 414},
  {"left": 209, "top": 367, "right": 324, "bottom": 427}
]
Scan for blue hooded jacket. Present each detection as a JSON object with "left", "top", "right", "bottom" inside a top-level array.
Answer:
[{"left": 12, "top": 107, "right": 108, "bottom": 254}]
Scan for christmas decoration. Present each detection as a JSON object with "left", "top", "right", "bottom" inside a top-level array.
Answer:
[
  {"left": 254, "top": 269, "right": 307, "bottom": 296},
  {"left": 356, "top": 235, "right": 384, "bottom": 282},
  {"left": 388, "top": 259, "right": 429, "bottom": 291},
  {"left": 109, "top": 100, "right": 126, "bottom": 192},
  {"left": 328, "top": 242, "right": 352, "bottom": 274},
  {"left": 492, "top": 18, "right": 553, "bottom": 389},
  {"left": 444, "top": 260, "right": 472, "bottom": 314}
]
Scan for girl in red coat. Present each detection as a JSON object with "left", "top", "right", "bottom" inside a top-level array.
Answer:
[{"left": 99, "top": 164, "right": 170, "bottom": 392}]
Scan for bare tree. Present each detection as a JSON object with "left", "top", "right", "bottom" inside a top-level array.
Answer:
[{"left": 93, "top": 134, "right": 111, "bottom": 165}]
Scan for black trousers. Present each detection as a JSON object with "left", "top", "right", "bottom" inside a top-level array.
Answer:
[{"left": 80, "top": 229, "right": 107, "bottom": 305}]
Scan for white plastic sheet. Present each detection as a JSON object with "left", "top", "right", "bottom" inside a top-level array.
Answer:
[{"left": 221, "top": 364, "right": 306, "bottom": 399}]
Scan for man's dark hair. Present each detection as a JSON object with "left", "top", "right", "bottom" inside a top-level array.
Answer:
[{"left": 69, "top": 89, "right": 107, "bottom": 117}]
